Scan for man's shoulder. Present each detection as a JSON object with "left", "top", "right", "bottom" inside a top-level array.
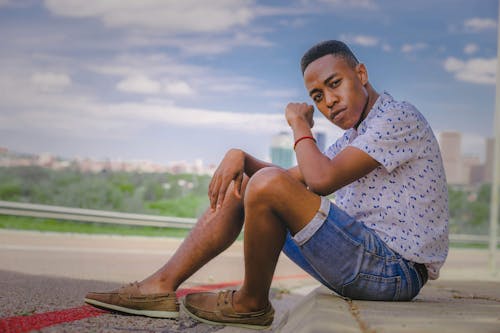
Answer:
[{"left": 371, "top": 94, "right": 428, "bottom": 128}]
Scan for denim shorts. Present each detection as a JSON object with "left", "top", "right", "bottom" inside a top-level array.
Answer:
[{"left": 282, "top": 197, "right": 426, "bottom": 301}]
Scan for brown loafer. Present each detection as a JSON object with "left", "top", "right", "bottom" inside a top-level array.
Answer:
[
  {"left": 182, "top": 290, "right": 274, "bottom": 330},
  {"left": 84, "top": 281, "right": 179, "bottom": 318}
]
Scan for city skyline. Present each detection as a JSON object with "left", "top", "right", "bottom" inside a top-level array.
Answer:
[
  {"left": 0, "top": 0, "right": 498, "bottom": 165},
  {"left": 1, "top": 128, "right": 493, "bottom": 167}
]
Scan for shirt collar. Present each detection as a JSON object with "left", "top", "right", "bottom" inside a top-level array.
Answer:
[{"left": 353, "top": 90, "right": 393, "bottom": 134}]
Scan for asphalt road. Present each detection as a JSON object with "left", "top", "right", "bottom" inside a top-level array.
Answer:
[{"left": 1, "top": 230, "right": 500, "bottom": 333}]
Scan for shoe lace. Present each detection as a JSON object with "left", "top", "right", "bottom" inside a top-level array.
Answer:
[{"left": 216, "top": 290, "right": 232, "bottom": 306}]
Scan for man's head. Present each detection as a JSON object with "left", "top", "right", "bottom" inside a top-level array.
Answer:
[
  {"left": 301, "top": 40, "right": 359, "bottom": 75},
  {"left": 301, "top": 40, "right": 376, "bottom": 130}
]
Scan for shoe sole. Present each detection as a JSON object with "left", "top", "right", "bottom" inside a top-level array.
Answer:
[
  {"left": 84, "top": 298, "right": 179, "bottom": 319},
  {"left": 180, "top": 302, "right": 271, "bottom": 330}
]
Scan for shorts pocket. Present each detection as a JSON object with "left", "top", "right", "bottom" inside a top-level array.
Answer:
[{"left": 341, "top": 273, "right": 401, "bottom": 301}]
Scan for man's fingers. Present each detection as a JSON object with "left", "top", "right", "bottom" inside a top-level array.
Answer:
[
  {"left": 233, "top": 173, "right": 243, "bottom": 198},
  {"left": 209, "top": 176, "right": 222, "bottom": 210},
  {"left": 216, "top": 176, "right": 232, "bottom": 209}
]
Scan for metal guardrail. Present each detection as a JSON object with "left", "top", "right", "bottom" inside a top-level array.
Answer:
[
  {"left": 450, "top": 234, "right": 499, "bottom": 245},
  {"left": 0, "top": 200, "right": 197, "bottom": 229},
  {"left": 0, "top": 200, "right": 499, "bottom": 244}
]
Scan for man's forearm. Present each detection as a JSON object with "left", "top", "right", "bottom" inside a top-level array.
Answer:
[
  {"left": 242, "top": 150, "right": 274, "bottom": 177},
  {"left": 242, "top": 150, "right": 305, "bottom": 184}
]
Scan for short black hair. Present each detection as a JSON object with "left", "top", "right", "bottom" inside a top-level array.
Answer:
[{"left": 300, "top": 40, "right": 359, "bottom": 75}]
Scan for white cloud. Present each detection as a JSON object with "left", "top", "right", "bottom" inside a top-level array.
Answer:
[
  {"left": 464, "top": 17, "right": 497, "bottom": 32},
  {"left": 382, "top": 43, "right": 392, "bottom": 52},
  {"left": 30, "top": 72, "right": 71, "bottom": 92},
  {"left": 340, "top": 34, "right": 379, "bottom": 47},
  {"left": 43, "top": 0, "right": 256, "bottom": 34},
  {"left": 443, "top": 57, "right": 496, "bottom": 85},
  {"left": 208, "top": 83, "right": 254, "bottom": 93},
  {"left": 401, "top": 43, "right": 428, "bottom": 53},
  {"left": 164, "top": 81, "right": 195, "bottom": 96},
  {"left": 463, "top": 43, "right": 479, "bottom": 55},
  {"left": 88, "top": 53, "right": 207, "bottom": 78},
  {"left": 443, "top": 57, "right": 464, "bottom": 72},
  {"left": 310, "top": 0, "right": 377, "bottom": 9},
  {"left": 0, "top": 68, "right": 282, "bottom": 137},
  {"left": 116, "top": 75, "right": 161, "bottom": 94},
  {"left": 126, "top": 33, "right": 273, "bottom": 56}
]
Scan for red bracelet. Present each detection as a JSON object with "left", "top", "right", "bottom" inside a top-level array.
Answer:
[{"left": 294, "top": 136, "right": 317, "bottom": 150}]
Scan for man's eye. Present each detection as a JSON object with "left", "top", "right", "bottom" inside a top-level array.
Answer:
[
  {"left": 330, "top": 79, "right": 341, "bottom": 88},
  {"left": 313, "top": 93, "right": 323, "bottom": 102}
]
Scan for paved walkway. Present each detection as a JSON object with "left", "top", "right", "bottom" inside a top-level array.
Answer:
[{"left": 0, "top": 230, "right": 499, "bottom": 332}]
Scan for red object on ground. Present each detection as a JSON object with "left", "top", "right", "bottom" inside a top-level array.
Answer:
[
  {"left": 0, "top": 305, "right": 107, "bottom": 333},
  {"left": 0, "top": 274, "right": 309, "bottom": 333}
]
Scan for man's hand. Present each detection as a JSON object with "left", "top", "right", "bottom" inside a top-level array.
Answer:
[
  {"left": 208, "top": 149, "right": 245, "bottom": 211},
  {"left": 285, "top": 103, "right": 314, "bottom": 129}
]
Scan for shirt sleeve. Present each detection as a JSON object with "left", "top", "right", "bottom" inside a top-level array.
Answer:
[
  {"left": 324, "top": 131, "right": 351, "bottom": 159},
  {"left": 349, "top": 103, "right": 428, "bottom": 173}
]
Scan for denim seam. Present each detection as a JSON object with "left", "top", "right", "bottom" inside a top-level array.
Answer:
[
  {"left": 412, "top": 262, "right": 423, "bottom": 289},
  {"left": 399, "top": 259, "right": 413, "bottom": 299},
  {"left": 340, "top": 273, "right": 401, "bottom": 300}
]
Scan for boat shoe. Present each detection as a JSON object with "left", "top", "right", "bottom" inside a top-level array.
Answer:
[
  {"left": 84, "top": 281, "right": 179, "bottom": 318},
  {"left": 182, "top": 290, "right": 274, "bottom": 330}
]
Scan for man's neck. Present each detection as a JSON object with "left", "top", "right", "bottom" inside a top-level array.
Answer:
[{"left": 354, "top": 84, "right": 379, "bottom": 130}]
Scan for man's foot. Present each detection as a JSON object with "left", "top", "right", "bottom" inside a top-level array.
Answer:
[
  {"left": 182, "top": 290, "right": 274, "bottom": 330},
  {"left": 84, "top": 281, "right": 179, "bottom": 319}
]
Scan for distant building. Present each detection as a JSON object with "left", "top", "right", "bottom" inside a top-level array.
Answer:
[
  {"left": 462, "top": 155, "right": 482, "bottom": 185},
  {"left": 314, "top": 131, "right": 327, "bottom": 152},
  {"left": 484, "top": 137, "right": 495, "bottom": 183},
  {"left": 439, "top": 131, "right": 463, "bottom": 185},
  {"left": 270, "top": 132, "right": 294, "bottom": 169}
]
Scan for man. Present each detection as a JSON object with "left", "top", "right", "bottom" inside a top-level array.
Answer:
[{"left": 85, "top": 40, "right": 448, "bottom": 330}]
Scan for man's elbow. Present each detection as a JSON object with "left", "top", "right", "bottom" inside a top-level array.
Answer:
[{"left": 306, "top": 181, "right": 333, "bottom": 196}]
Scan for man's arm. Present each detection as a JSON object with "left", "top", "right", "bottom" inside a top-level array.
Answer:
[
  {"left": 243, "top": 151, "right": 304, "bottom": 183},
  {"left": 286, "top": 103, "right": 380, "bottom": 195},
  {"left": 209, "top": 149, "right": 305, "bottom": 210},
  {"left": 295, "top": 144, "right": 379, "bottom": 195},
  {"left": 285, "top": 165, "right": 305, "bottom": 184}
]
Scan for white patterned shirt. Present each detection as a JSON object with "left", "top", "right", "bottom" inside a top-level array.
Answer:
[{"left": 325, "top": 92, "right": 449, "bottom": 279}]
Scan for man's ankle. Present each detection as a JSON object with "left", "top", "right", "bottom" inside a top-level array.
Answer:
[
  {"left": 138, "top": 278, "right": 175, "bottom": 294},
  {"left": 233, "top": 290, "right": 269, "bottom": 312}
]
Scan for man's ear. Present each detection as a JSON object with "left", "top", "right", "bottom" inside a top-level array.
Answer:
[{"left": 356, "top": 63, "right": 368, "bottom": 85}]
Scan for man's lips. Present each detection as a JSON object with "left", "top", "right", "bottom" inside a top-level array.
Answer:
[{"left": 331, "top": 107, "right": 347, "bottom": 121}]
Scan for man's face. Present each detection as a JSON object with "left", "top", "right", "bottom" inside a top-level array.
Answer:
[{"left": 304, "top": 54, "right": 369, "bottom": 130}]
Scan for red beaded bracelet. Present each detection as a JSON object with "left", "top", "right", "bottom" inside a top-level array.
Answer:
[{"left": 294, "top": 136, "right": 317, "bottom": 150}]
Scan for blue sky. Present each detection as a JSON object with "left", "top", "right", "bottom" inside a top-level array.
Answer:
[{"left": 0, "top": 0, "right": 498, "bottom": 165}]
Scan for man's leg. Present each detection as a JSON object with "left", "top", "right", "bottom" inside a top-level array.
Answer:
[
  {"left": 138, "top": 177, "right": 249, "bottom": 294},
  {"left": 232, "top": 167, "right": 321, "bottom": 312}
]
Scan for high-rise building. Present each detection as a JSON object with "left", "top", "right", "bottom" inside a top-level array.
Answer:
[
  {"left": 462, "top": 155, "right": 482, "bottom": 185},
  {"left": 270, "top": 132, "right": 294, "bottom": 169},
  {"left": 484, "top": 137, "right": 495, "bottom": 183},
  {"left": 439, "top": 131, "right": 462, "bottom": 184}
]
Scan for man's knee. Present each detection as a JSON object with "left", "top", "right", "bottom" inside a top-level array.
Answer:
[{"left": 245, "top": 167, "right": 288, "bottom": 202}]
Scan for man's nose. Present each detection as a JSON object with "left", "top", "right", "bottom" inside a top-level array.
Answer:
[{"left": 325, "top": 92, "right": 338, "bottom": 109}]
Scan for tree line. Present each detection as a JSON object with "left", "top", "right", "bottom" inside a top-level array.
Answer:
[
  {"left": 0, "top": 166, "right": 494, "bottom": 234},
  {"left": 0, "top": 166, "right": 211, "bottom": 218}
]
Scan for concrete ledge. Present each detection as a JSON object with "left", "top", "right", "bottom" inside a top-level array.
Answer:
[
  {"left": 279, "top": 280, "right": 500, "bottom": 333},
  {"left": 278, "top": 286, "right": 359, "bottom": 332}
]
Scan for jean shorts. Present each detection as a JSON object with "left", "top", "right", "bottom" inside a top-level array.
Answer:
[{"left": 282, "top": 197, "right": 426, "bottom": 301}]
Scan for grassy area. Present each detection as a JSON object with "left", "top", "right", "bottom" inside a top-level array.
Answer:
[
  {"left": 450, "top": 241, "right": 500, "bottom": 249},
  {"left": 0, "top": 215, "right": 497, "bottom": 247},
  {"left": 0, "top": 215, "right": 191, "bottom": 238}
]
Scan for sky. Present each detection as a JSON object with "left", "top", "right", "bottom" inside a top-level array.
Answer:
[{"left": 0, "top": 0, "right": 498, "bottom": 165}]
